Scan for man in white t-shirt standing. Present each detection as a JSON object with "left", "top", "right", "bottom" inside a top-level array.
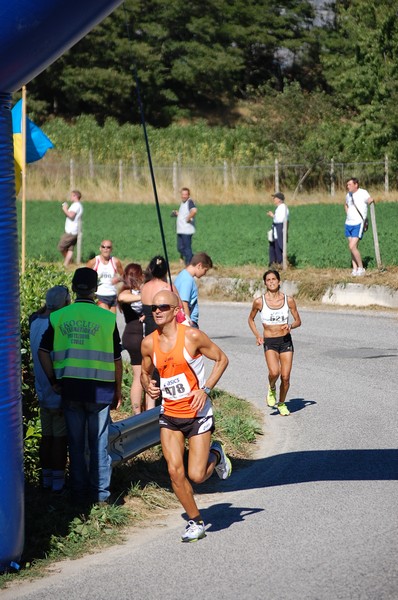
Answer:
[
  {"left": 345, "top": 177, "right": 374, "bottom": 276},
  {"left": 171, "top": 187, "right": 197, "bottom": 265},
  {"left": 267, "top": 192, "right": 289, "bottom": 267},
  {"left": 58, "top": 190, "right": 83, "bottom": 267}
]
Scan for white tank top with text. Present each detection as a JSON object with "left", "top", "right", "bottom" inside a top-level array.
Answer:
[
  {"left": 94, "top": 256, "right": 117, "bottom": 297},
  {"left": 260, "top": 294, "right": 289, "bottom": 326}
]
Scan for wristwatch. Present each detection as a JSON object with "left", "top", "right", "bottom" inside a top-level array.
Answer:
[{"left": 201, "top": 386, "right": 212, "bottom": 395}]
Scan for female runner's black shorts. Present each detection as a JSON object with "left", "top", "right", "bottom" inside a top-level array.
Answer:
[{"left": 263, "top": 333, "right": 294, "bottom": 353}]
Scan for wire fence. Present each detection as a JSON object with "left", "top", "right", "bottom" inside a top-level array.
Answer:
[{"left": 28, "top": 154, "right": 395, "bottom": 203}]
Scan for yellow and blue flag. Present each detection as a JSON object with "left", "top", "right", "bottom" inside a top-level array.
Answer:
[{"left": 12, "top": 99, "right": 54, "bottom": 194}]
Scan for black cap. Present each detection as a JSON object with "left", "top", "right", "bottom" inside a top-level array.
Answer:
[
  {"left": 72, "top": 267, "right": 98, "bottom": 292},
  {"left": 272, "top": 192, "right": 285, "bottom": 201}
]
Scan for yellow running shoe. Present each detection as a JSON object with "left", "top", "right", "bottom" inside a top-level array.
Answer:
[
  {"left": 277, "top": 402, "right": 290, "bottom": 416},
  {"left": 266, "top": 387, "right": 277, "bottom": 407}
]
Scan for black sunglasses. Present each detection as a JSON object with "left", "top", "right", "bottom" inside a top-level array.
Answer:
[{"left": 151, "top": 304, "right": 177, "bottom": 312}]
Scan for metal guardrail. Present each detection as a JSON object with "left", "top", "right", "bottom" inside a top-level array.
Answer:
[{"left": 108, "top": 406, "right": 161, "bottom": 465}]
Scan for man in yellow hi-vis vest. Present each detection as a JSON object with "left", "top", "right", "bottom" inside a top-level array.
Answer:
[{"left": 39, "top": 268, "right": 122, "bottom": 504}]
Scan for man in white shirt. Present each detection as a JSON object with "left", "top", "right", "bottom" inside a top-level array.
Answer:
[
  {"left": 171, "top": 187, "right": 197, "bottom": 265},
  {"left": 267, "top": 192, "right": 289, "bottom": 266},
  {"left": 57, "top": 190, "right": 83, "bottom": 267},
  {"left": 345, "top": 177, "right": 374, "bottom": 276}
]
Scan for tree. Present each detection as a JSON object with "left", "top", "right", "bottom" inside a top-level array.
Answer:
[
  {"left": 27, "top": 0, "right": 321, "bottom": 125},
  {"left": 250, "top": 82, "right": 346, "bottom": 164},
  {"left": 320, "top": 0, "right": 398, "bottom": 159}
]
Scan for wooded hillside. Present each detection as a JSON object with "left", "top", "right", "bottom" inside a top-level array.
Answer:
[{"left": 19, "top": 0, "right": 398, "bottom": 164}]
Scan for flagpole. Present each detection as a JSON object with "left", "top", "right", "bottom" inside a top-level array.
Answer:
[{"left": 21, "top": 86, "right": 27, "bottom": 274}]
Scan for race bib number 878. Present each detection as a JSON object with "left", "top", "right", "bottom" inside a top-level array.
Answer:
[{"left": 160, "top": 373, "right": 191, "bottom": 401}]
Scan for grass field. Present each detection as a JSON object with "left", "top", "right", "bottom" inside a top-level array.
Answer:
[{"left": 18, "top": 200, "right": 397, "bottom": 270}]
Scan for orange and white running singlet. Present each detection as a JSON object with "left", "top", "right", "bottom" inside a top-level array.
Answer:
[{"left": 152, "top": 324, "right": 213, "bottom": 419}]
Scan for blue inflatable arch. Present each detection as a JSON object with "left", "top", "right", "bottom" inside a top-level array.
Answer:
[{"left": 0, "top": 0, "right": 124, "bottom": 570}]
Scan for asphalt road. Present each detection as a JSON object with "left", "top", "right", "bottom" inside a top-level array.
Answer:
[{"left": 4, "top": 302, "right": 398, "bottom": 600}]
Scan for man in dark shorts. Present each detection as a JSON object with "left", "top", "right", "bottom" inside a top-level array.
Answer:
[
  {"left": 141, "top": 290, "right": 230, "bottom": 542},
  {"left": 58, "top": 190, "right": 83, "bottom": 267}
]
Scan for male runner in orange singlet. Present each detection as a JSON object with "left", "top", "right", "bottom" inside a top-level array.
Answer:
[{"left": 141, "top": 290, "right": 230, "bottom": 542}]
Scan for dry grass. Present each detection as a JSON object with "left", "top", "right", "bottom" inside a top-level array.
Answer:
[
  {"left": 201, "top": 264, "right": 398, "bottom": 288},
  {"left": 25, "top": 161, "right": 398, "bottom": 205},
  {"left": 195, "top": 264, "right": 398, "bottom": 305}
]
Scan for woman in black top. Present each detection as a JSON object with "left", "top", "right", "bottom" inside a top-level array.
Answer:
[{"left": 118, "top": 263, "right": 144, "bottom": 414}]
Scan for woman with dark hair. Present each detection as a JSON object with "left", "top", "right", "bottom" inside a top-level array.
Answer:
[
  {"left": 141, "top": 256, "right": 176, "bottom": 336},
  {"left": 248, "top": 269, "right": 301, "bottom": 416},
  {"left": 118, "top": 263, "right": 145, "bottom": 413}
]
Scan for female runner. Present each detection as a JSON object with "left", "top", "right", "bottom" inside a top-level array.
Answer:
[{"left": 248, "top": 269, "right": 301, "bottom": 415}]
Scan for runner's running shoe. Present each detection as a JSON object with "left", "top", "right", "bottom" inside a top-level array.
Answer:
[
  {"left": 266, "top": 386, "right": 277, "bottom": 407},
  {"left": 181, "top": 520, "right": 206, "bottom": 543},
  {"left": 277, "top": 402, "right": 290, "bottom": 416},
  {"left": 210, "top": 440, "right": 232, "bottom": 479}
]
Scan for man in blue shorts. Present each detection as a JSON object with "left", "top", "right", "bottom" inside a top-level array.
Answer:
[
  {"left": 174, "top": 252, "right": 213, "bottom": 328},
  {"left": 345, "top": 177, "right": 374, "bottom": 276}
]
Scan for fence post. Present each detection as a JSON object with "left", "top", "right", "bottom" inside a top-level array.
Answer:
[
  {"left": 132, "top": 153, "right": 138, "bottom": 182},
  {"left": 173, "top": 161, "right": 178, "bottom": 198},
  {"left": 89, "top": 150, "right": 94, "bottom": 179},
  {"left": 282, "top": 216, "right": 288, "bottom": 271},
  {"left": 370, "top": 203, "right": 382, "bottom": 270},
  {"left": 70, "top": 158, "right": 75, "bottom": 190},
  {"left": 274, "top": 158, "right": 279, "bottom": 192},
  {"left": 231, "top": 163, "right": 236, "bottom": 186},
  {"left": 76, "top": 217, "right": 82, "bottom": 264},
  {"left": 119, "top": 160, "right": 123, "bottom": 201},
  {"left": 223, "top": 160, "right": 228, "bottom": 190},
  {"left": 384, "top": 154, "right": 389, "bottom": 194},
  {"left": 330, "top": 158, "right": 335, "bottom": 196}
]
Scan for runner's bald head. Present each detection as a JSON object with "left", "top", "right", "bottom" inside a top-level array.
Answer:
[{"left": 153, "top": 290, "right": 179, "bottom": 306}]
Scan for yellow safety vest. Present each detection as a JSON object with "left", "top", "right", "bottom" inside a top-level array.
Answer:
[{"left": 50, "top": 302, "right": 116, "bottom": 382}]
